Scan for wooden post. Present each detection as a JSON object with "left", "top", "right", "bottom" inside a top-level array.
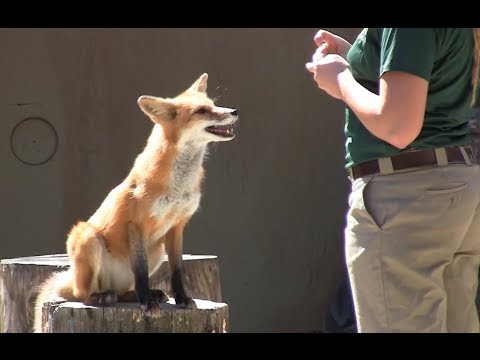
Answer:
[
  {"left": 1, "top": 254, "right": 222, "bottom": 333},
  {"left": 41, "top": 299, "right": 228, "bottom": 333}
]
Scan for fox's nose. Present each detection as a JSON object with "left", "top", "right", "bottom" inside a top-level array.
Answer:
[{"left": 231, "top": 109, "right": 238, "bottom": 116}]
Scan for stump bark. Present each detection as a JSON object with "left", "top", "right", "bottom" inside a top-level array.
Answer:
[
  {"left": 0, "top": 254, "right": 222, "bottom": 333},
  {"left": 41, "top": 298, "right": 228, "bottom": 333}
]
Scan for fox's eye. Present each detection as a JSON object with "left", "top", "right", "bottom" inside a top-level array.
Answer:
[{"left": 195, "top": 107, "right": 208, "bottom": 115}]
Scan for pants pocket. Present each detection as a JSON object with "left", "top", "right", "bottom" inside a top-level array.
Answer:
[
  {"left": 361, "top": 176, "right": 384, "bottom": 230},
  {"left": 425, "top": 182, "right": 468, "bottom": 196},
  {"left": 349, "top": 176, "right": 383, "bottom": 230}
]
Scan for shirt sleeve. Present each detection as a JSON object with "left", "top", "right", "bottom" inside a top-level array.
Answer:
[{"left": 380, "top": 28, "right": 436, "bottom": 82}]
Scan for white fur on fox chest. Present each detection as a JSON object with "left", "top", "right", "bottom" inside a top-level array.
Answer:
[
  {"left": 148, "top": 190, "right": 201, "bottom": 241},
  {"left": 148, "top": 145, "right": 204, "bottom": 242}
]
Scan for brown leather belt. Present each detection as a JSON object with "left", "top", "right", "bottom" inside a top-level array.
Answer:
[{"left": 349, "top": 146, "right": 476, "bottom": 180}]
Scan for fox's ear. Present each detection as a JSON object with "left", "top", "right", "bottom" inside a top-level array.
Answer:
[
  {"left": 137, "top": 96, "right": 176, "bottom": 120},
  {"left": 187, "top": 73, "right": 208, "bottom": 93}
]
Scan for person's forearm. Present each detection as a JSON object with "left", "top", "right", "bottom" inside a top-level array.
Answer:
[{"left": 337, "top": 70, "right": 419, "bottom": 149}]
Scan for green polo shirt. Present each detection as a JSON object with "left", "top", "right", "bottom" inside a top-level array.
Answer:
[{"left": 345, "top": 28, "right": 474, "bottom": 169}]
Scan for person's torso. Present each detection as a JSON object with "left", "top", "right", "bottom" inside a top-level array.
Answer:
[{"left": 345, "top": 28, "right": 474, "bottom": 169}]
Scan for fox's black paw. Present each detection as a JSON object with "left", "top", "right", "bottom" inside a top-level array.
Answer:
[
  {"left": 176, "top": 296, "right": 197, "bottom": 309},
  {"left": 140, "top": 301, "right": 161, "bottom": 317},
  {"left": 90, "top": 291, "right": 118, "bottom": 305},
  {"left": 150, "top": 289, "right": 169, "bottom": 304},
  {"left": 139, "top": 289, "right": 168, "bottom": 316}
]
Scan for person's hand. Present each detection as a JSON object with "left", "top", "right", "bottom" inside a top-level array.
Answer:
[
  {"left": 313, "top": 30, "right": 352, "bottom": 59},
  {"left": 311, "top": 42, "right": 330, "bottom": 62},
  {"left": 306, "top": 54, "right": 350, "bottom": 100}
]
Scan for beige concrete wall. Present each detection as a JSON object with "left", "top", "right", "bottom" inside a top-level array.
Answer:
[{"left": 0, "top": 28, "right": 361, "bottom": 332}]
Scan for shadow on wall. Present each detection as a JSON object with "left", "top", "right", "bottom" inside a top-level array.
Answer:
[{"left": 322, "top": 272, "right": 357, "bottom": 333}]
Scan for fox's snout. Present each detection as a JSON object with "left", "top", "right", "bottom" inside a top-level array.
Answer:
[{"left": 217, "top": 107, "right": 238, "bottom": 119}]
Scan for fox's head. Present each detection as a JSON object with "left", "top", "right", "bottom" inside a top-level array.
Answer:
[{"left": 137, "top": 73, "right": 238, "bottom": 147}]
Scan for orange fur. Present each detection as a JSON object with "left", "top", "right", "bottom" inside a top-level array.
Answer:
[
  {"left": 33, "top": 270, "right": 75, "bottom": 333},
  {"left": 33, "top": 73, "right": 238, "bottom": 332}
]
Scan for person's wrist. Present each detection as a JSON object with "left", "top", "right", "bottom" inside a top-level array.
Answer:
[
  {"left": 340, "top": 44, "right": 352, "bottom": 59},
  {"left": 337, "top": 69, "right": 352, "bottom": 100}
]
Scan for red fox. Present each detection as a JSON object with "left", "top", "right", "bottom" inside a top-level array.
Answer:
[{"left": 33, "top": 73, "right": 238, "bottom": 333}]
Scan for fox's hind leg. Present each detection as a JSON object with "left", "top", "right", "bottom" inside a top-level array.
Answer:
[{"left": 66, "top": 222, "right": 104, "bottom": 304}]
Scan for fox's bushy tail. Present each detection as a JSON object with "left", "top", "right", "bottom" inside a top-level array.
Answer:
[
  {"left": 34, "top": 221, "right": 101, "bottom": 332},
  {"left": 33, "top": 269, "right": 74, "bottom": 333}
]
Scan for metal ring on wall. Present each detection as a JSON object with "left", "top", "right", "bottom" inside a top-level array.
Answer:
[{"left": 10, "top": 117, "right": 59, "bottom": 166}]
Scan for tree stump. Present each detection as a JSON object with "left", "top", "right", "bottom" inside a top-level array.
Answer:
[
  {"left": 0, "top": 254, "right": 222, "bottom": 333},
  {"left": 41, "top": 298, "right": 228, "bottom": 333}
]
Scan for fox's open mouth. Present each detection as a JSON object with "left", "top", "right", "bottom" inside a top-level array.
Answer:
[{"left": 205, "top": 123, "right": 235, "bottom": 138}]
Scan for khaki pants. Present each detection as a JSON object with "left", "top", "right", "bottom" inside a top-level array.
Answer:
[{"left": 345, "top": 164, "right": 480, "bottom": 332}]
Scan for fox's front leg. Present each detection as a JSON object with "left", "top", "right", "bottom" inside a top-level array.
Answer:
[
  {"left": 127, "top": 222, "right": 161, "bottom": 316},
  {"left": 165, "top": 219, "right": 197, "bottom": 309}
]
